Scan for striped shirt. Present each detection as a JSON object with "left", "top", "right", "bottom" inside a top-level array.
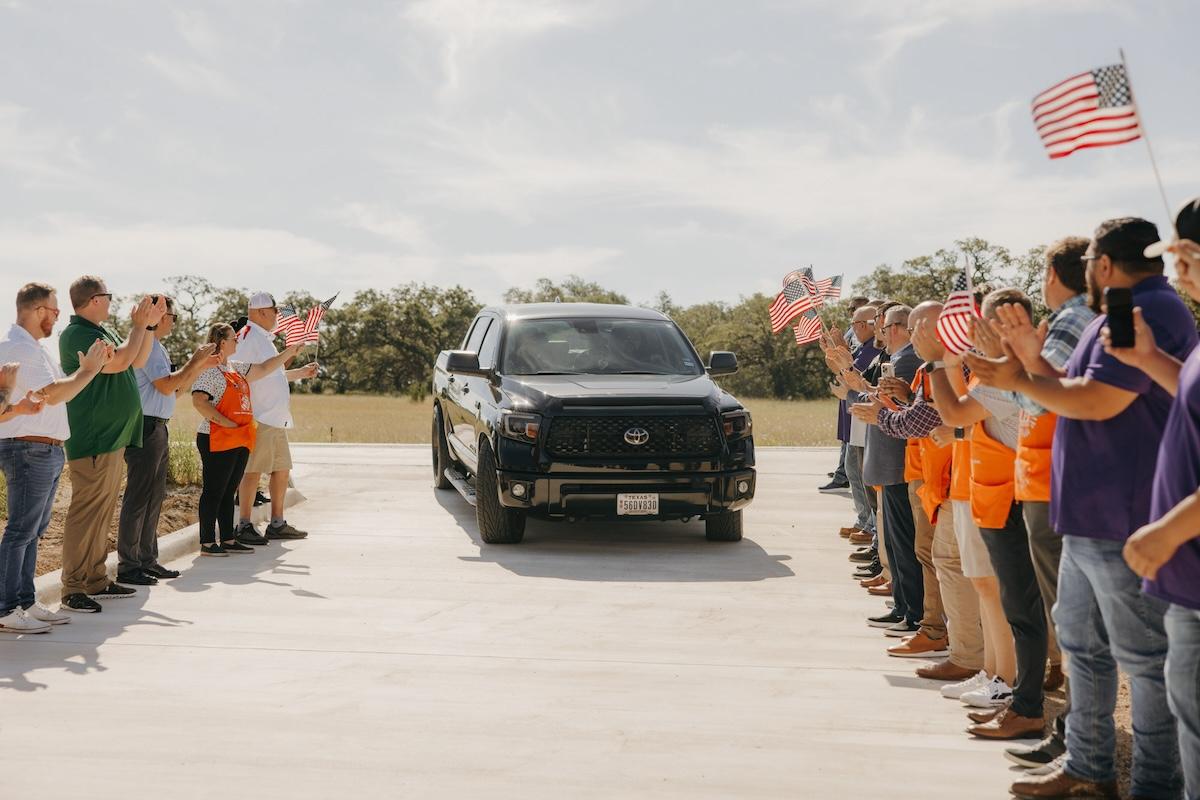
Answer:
[{"left": 877, "top": 374, "right": 943, "bottom": 440}]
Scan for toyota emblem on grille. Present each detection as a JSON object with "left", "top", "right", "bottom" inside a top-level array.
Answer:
[{"left": 624, "top": 427, "right": 650, "bottom": 446}]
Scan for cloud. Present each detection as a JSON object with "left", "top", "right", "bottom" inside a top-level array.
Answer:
[
  {"left": 460, "top": 245, "right": 623, "bottom": 288},
  {"left": 333, "top": 203, "right": 433, "bottom": 250},
  {"left": 172, "top": 8, "right": 221, "bottom": 58},
  {"left": 0, "top": 104, "right": 88, "bottom": 185},
  {"left": 142, "top": 53, "right": 241, "bottom": 100}
]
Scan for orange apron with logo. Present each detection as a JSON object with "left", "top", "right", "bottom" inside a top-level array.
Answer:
[
  {"left": 1015, "top": 410, "right": 1055, "bottom": 503},
  {"left": 210, "top": 368, "right": 257, "bottom": 453},
  {"left": 969, "top": 420, "right": 1017, "bottom": 529}
]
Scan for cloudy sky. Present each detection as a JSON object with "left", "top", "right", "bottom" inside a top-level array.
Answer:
[{"left": 2, "top": 0, "right": 1198, "bottom": 314}]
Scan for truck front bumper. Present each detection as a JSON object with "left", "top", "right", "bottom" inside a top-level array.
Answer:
[{"left": 495, "top": 468, "right": 756, "bottom": 519}]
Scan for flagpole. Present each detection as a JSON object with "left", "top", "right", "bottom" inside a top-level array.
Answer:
[{"left": 1120, "top": 48, "right": 1175, "bottom": 231}]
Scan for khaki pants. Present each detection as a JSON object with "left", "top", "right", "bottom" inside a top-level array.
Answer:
[
  {"left": 909, "top": 480, "right": 947, "bottom": 640},
  {"left": 932, "top": 501, "right": 984, "bottom": 671},
  {"left": 61, "top": 450, "right": 125, "bottom": 597}
]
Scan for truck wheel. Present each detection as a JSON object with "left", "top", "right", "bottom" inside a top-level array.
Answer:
[
  {"left": 432, "top": 405, "right": 452, "bottom": 490},
  {"left": 705, "top": 510, "right": 743, "bottom": 542},
  {"left": 475, "top": 440, "right": 526, "bottom": 544}
]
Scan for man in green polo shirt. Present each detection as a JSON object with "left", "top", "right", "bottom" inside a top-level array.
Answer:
[{"left": 58, "top": 276, "right": 166, "bottom": 613}]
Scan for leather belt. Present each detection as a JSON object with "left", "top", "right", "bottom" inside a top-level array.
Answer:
[
  {"left": 144, "top": 416, "right": 170, "bottom": 425},
  {"left": 14, "top": 435, "right": 64, "bottom": 447}
]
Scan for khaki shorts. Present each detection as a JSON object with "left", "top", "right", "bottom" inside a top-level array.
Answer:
[
  {"left": 247, "top": 423, "right": 292, "bottom": 474},
  {"left": 951, "top": 499, "right": 996, "bottom": 579}
]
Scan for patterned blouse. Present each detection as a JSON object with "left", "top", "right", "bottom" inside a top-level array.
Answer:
[{"left": 191, "top": 361, "right": 252, "bottom": 434}]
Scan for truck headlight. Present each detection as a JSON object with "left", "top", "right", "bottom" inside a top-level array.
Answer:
[
  {"left": 500, "top": 412, "right": 542, "bottom": 444},
  {"left": 722, "top": 410, "right": 752, "bottom": 441}
]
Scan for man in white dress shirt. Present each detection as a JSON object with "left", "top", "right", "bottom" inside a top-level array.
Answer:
[{"left": 232, "top": 292, "right": 317, "bottom": 544}]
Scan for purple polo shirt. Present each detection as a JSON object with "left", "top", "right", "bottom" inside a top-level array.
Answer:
[
  {"left": 837, "top": 341, "right": 881, "bottom": 442},
  {"left": 1050, "top": 275, "right": 1199, "bottom": 541},
  {"left": 1147, "top": 347, "right": 1200, "bottom": 609}
]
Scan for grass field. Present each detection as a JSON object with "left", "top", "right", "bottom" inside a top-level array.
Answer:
[{"left": 168, "top": 394, "right": 841, "bottom": 448}]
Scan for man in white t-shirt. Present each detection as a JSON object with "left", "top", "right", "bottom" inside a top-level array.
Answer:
[
  {"left": 232, "top": 292, "right": 318, "bottom": 544},
  {"left": 0, "top": 283, "right": 111, "bottom": 633}
]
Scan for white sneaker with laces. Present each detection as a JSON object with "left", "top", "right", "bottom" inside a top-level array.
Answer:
[
  {"left": 941, "top": 670, "right": 989, "bottom": 699},
  {"left": 0, "top": 608, "right": 51, "bottom": 634},
  {"left": 1027, "top": 755, "right": 1065, "bottom": 776},
  {"left": 25, "top": 603, "right": 71, "bottom": 625},
  {"left": 960, "top": 676, "right": 1014, "bottom": 708}
]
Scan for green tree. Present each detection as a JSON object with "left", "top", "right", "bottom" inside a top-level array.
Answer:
[{"left": 504, "top": 275, "right": 629, "bottom": 305}]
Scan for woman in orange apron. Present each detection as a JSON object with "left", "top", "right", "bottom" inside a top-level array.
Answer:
[{"left": 191, "top": 324, "right": 301, "bottom": 556}]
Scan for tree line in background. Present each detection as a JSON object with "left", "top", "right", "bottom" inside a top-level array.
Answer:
[{"left": 125, "top": 235, "right": 1191, "bottom": 401}]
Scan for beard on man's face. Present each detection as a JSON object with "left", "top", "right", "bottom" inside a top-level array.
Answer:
[
  {"left": 1087, "top": 277, "right": 1103, "bottom": 314},
  {"left": 40, "top": 317, "right": 54, "bottom": 338}
]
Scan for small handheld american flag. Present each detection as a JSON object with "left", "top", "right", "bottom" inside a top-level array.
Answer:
[
  {"left": 300, "top": 293, "right": 339, "bottom": 344},
  {"left": 936, "top": 265, "right": 979, "bottom": 356},
  {"left": 815, "top": 274, "right": 843, "bottom": 301},
  {"left": 274, "top": 303, "right": 306, "bottom": 345},
  {"left": 793, "top": 308, "right": 823, "bottom": 346},
  {"left": 769, "top": 268, "right": 820, "bottom": 334},
  {"left": 1032, "top": 64, "right": 1140, "bottom": 159}
]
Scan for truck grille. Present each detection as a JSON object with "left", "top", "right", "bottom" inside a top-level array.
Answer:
[{"left": 545, "top": 415, "right": 722, "bottom": 458}]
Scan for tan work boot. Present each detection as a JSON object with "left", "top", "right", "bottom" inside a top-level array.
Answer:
[
  {"left": 1010, "top": 767, "right": 1118, "bottom": 799},
  {"left": 968, "top": 708, "right": 1044, "bottom": 740},
  {"left": 916, "top": 660, "right": 977, "bottom": 681},
  {"left": 887, "top": 631, "right": 949, "bottom": 659}
]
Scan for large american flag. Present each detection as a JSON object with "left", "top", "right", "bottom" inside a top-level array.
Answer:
[
  {"left": 936, "top": 268, "right": 978, "bottom": 356},
  {"left": 1032, "top": 64, "right": 1140, "bottom": 159},
  {"left": 793, "top": 308, "right": 823, "bottom": 346},
  {"left": 274, "top": 303, "right": 306, "bottom": 345},
  {"left": 300, "top": 293, "right": 338, "bottom": 344},
  {"left": 769, "top": 268, "right": 820, "bottom": 334}
]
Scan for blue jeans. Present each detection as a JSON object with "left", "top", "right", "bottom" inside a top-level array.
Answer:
[
  {"left": 1166, "top": 604, "right": 1200, "bottom": 800},
  {"left": 0, "top": 440, "right": 65, "bottom": 615},
  {"left": 845, "top": 444, "right": 875, "bottom": 534},
  {"left": 1055, "top": 535, "right": 1182, "bottom": 797}
]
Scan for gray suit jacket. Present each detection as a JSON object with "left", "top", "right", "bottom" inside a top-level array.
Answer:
[{"left": 862, "top": 343, "right": 922, "bottom": 487}]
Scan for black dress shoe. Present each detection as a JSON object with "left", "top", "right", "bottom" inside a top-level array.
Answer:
[
  {"left": 116, "top": 569, "right": 158, "bottom": 586},
  {"left": 818, "top": 479, "right": 850, "bottom": 493},
  {"left": 867, "top": 610, "right": 905, "bottom": 628},
  {"left": 144, "top": 564, "right": 181, "bottom": 580},
  {"left": 849, "top": 548, "right": 875, "bottom": 563}
]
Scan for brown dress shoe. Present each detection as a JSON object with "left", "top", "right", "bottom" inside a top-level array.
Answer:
[
  {"left": 849, "top": 530, "right": 874, "bottom": 545},
  {"left": 867, "top": 583, "right": 893, "bottom": 597},
  {"left": 1044, "top": 663, "right": 1065, "bottom": 692},
  {"left": 1010, "top": 767, "right": 1119, "bottom": 799},
  {"left": 916, "top": 660, "right": 977, "bottom": 681},
  {"left": 838, "top": 526, "right": 860, "bottom": 538},
  {"left": 967, "top": 705, "right": 1006, "bottom": 724},
  {"left": 860, "top": 574, "right": 888, "bottom": 588},
  {"left": 887, "top": 631, "right": 949, "bottom": 659},
  {"left": 968, "top": 708, "right": 1044, "bottom": 740}
]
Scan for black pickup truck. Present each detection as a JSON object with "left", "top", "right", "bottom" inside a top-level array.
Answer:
[{"left": 431, "top": 303, "right": 756, "bottom": 544}]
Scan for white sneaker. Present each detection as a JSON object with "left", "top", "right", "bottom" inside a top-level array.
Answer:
[
  {"left": 941, "top": 670, "right": 988, "bottom": 699},
  {"left": 1027, "top": 755, "right": 1065, "bottom": 777},
  {"left": 960, "top": 676, "right": 1013, "bottom": 708},
  {"left": 25, "top": 603, "right": 70, "bottom": 625},
  {"left": 0, "top": 608, "right": 51, "bottom": 634}
]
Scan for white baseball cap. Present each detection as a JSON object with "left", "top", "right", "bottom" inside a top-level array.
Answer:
[{"left": 248, "top": 291, "right": 276, "bottom": 310}]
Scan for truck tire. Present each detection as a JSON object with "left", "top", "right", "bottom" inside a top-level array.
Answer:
[
  {"left": 432, "top": 405, "right": 453, "bottom": 490},
  {"left": 475, "top": 439, "right": 526, "bottom": 544},
  {"left": 705, "top": 510, "right": 743, "bottom": 542}
]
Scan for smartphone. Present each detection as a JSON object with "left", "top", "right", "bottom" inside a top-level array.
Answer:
[
  {"left": 879, "top": 362, "right": 895, "bottom": 379},
  {"left": 1105, "top": 287, "right": 1135, "bottom": 348}
]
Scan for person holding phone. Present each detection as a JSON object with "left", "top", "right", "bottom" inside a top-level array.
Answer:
[
  {"left": 967, "top": 218, "right": 1191, "bottom": 800},
  {"left": 191, "top": 324, "right": 303, "bottom": 557}
]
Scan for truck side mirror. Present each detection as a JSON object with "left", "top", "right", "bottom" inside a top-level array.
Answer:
[
  {"left": 707, "top": 351, "right": 738, "bottom": 376},
  {"left": 446, "top": 351, "right": 489, "bottom": 377}
]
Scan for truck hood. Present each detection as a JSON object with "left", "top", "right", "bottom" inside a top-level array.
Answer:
[{"left": 501, "top": 373, "right": 724, "bottom": 407}]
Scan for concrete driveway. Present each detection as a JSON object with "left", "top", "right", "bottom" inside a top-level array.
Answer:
[{"left": 0, "top": 445, "right": 1016, "bottom": 799}]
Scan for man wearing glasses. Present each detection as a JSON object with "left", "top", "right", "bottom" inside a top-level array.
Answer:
[
  {"left": 116, "top": 297, "right": 218, "bottom": 587},
  {"left": 58, "top": 276, "right": 166, "bottom": 613}
]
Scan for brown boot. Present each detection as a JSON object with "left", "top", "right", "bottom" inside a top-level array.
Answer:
[
  {"left": 917, "top": 660, "right": 977, "bottom": 681},
  {"left": 1010, "top": 767, "right": 1119, "bottom": 799},
  {"left": 968, "top": 708, "right": 1044, "bottom": 740},
  {"left": 967, "top": 705, "right": 1006, "bottom": 724},
  {"left": 1044, "top": 663, "right": 1065, "bottom": 692},
  {"left": 887, "top": 631, "right": 949, "bottom": 659},
  {"left": 849, "top": 530, "right": 873, "bottom": 545},
  {"left": 838, "top": 526, "right": 860, "bottom": 538}
]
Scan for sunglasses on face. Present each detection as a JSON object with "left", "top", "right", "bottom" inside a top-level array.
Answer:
[{"left": 91, "top": 292, "right": 113, "bottom": 301}]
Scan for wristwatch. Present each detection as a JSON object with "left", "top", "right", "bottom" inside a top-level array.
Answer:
[
  {"left": 927, "top": 360, "right": 946, "bottom": 373},
  {"left": 953, "top": 427, "right": 965, "bottom": 440}
]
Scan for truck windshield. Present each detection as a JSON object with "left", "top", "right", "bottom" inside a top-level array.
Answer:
[{"left": 501, "top": 318, "right": 704, "bottom": 376}]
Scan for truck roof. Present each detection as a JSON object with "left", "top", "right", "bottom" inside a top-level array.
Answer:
[{"left": 486, "top": 303, "right": 670, "bottom": 322}]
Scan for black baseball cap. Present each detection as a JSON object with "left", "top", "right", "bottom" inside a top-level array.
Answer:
[{"left": 1144, "top": 197, "right": 1200, "bottom": 258}]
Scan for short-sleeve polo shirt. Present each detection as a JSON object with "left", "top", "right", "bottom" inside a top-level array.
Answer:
[{"left": 59, "top": 315, "right": 143, "bottom": 460}]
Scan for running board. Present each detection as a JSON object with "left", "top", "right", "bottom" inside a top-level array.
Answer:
[{"left": 445, "top": 468, "right": 477, "bottom": 507}]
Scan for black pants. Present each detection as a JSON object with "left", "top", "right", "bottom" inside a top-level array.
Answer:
[
  {"left": 118, "top": 417, "right": 170, "bottom": 572},
  {"left": 196, "top": 434, "right": 249, "bottom": 545},
  {"left": 882, "top": 482, "right": 923, "bottom": 627},
  {"left": 980, "top": 502, "right": 1048, "bottom": 719}
]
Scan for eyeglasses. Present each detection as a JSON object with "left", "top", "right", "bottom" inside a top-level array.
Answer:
[
  {"left": 881, "top": 322, "right": 906, "bottom": 332},
  {"left": 91, "top": 292, "right": 113, "bottom": 301},
  {"left": 35, "top": 306, "right": 60, "bottom": 317},
  {"left": 1080, "top": 254, "right": 1099, "bottom": 263}
]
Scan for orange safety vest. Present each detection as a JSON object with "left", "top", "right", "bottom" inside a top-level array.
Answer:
[
  {"left": 1015, "top": 410, "right": 1056, "bottom": 503},
  {"left": 903, "top": 369, "right": 927, "bottom": 484},
  {"left": 969, "top": 420, "right": 1016, "bottom": 529},
  {"left": 901, "top": 368, "right": 953, "bottom": 522},
  {"left": 949, "top": 439, "right": 972, "bottom": 501},
  {"left": 210, "top": 368, "right": 257, "bottom": 453}
]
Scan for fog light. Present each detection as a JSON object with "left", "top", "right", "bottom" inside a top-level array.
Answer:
[
  {"left": 737, "top": 480, "right": 750, "bottom": 494},
  {"left": 512, "top": 483, "right": 527, "bottom": 498}
]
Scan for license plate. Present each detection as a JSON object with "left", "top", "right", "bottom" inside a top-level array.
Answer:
[{"left": 617, "top": 493, "right": 659, "bottom": 516}]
